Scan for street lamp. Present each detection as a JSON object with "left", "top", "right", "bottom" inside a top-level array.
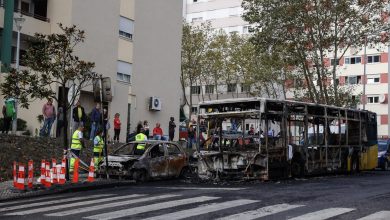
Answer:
[{"left": 12, "top": 14, "right": 25, "bottom": 134}]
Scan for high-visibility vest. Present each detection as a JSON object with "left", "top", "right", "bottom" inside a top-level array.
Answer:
[
  {"left": 71, "top": 130, "right": 82, "bottom": 150},
  {"left": 94, "top": 136, "right": 104, "bottom": 153},
  {"left": 136, "top": 133, "right": 147, "bottom": 150}
]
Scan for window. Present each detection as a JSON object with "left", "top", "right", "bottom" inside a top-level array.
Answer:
[
  {"left": 193, "top": 0, "right": 197, "bottom": 2},
  {"left": 243, "top": 26, "right": 250, "bottom": 34},
  {"left": 227, "top": 83, "right": 237, "bottom": 92},
  {"left": 119, "top": 16, "right": 134, "bottom": 40},
  {"left": 205, "top": 85, "right": 214, "bottom": 94},
  {"left": 330, "top": 58, "right": 339, "bottom": 66},
  {"left": 117, "top": 61, "right": 132, "bottom": 83},
  {"left": 367, "top": 55, "right": 380, "bottom": 63},
  {"left": 191, "top": 86, "right": 201, "bottom": 94},
  {"left": 367, "top": 95, "right": 380, "bottom": 104},
  {"left": 345, "top": 76, "right": 361, "bottom": 85},
  {"left": 191, "top": 106, "right": 198, "bottom": 114},
  {"left": 367, "top": 75, "right": 380, "bottom": 84},
  {"left": 345, "top": 57, "right": 361, "bottom": 64},
  {"left": 21, "top": 1, "right": 29, "bottom": 14},
  {"left": 241, "top": 84, "right": 251, "bottom": 93},
  {"left": 167, "top": 144, "right": 181, "bottom": 155},
  {"left": 192, "top": 17, "right": 203, "bottom": 22}
]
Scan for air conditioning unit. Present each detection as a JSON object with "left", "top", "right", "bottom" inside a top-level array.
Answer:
[
  {"left": 379, "top": 94, "right": 387, "bottom": 104},
  {"left": 149, "top": 96, "right": 162, "bottom": 111}
]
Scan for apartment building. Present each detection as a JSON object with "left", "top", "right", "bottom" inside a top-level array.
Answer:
[{"left": 0, "top": 0, "right": 182, "bottom": 141}]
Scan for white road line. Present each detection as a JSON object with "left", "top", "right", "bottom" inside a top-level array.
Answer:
[
  {"left": 5, "top": 194, "right": 143, "bottom": 216},
  {"left": 357, "top": 211, "right": 390, "bottom": 220},
  {"left": 155, "top": 187, "right": 245, "bottom": 191},
  {"left": 84, "top": 196, "right": 220, "bottom": 220},
  {"left": 0, "top": 194, "right": 114, "bottom": 212},
  {"left": 46, "top": 194, "right": 179, "bottom": 216},
  {"left": 288, "top": 208, "right": 355, "bottom": 220},
  {"left": 216, "top": 203, "right": 304, "bottom": 220},
  {"left": 0, "top": 194, "right": 67, "bottom": 207},
  {"left": 142, "top": 199, "right": 259, "bottom": 220}
]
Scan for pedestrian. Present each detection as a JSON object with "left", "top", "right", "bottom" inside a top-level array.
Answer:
[
  {"left": 187, "top": 126, "right": 195, "bottom": 149},
  {"left": 1, "top": 98, "right": 15, "bottom": 134},
  {"left": 169, "top": 117, "right": 176, "bottom": 141},
  {"left": 153, "top": 122, "right": 163, "bottom": 140},
  {"left": 135, "top": 127, "right": 148, "bottom": 155},
  {"left": 56, "top": 105, "right": 64, "bottom": 137},
  {"left": 136, "top": 121, "right": 143, "bottom": 134},
  {"left": 40, "top": 98, "right": 56, "bottom": 137},
  {"left": 70, "top": 125, "right": 85, "bottom": 172},
  {"left": 143, "top": 120, "right": 150, "bottom": 138},
  {"left": 72, "top": 101, "right": 86, "bottom": 131},
  {"left": 90, "top": 103, "right": 102, "bottom": 140},
  {"left": 93, "top": 129, "right": 104, "bottom": 165},
  {"left": 248, "top": 125, "right": 255, "bottom": 135},
  {"left": 113, "top": 113, "right": 121, "bottom": 142}
]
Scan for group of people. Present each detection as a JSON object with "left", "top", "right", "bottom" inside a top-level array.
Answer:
[{"left": 134, "top": 117, "right": 177, "bottom": 141}]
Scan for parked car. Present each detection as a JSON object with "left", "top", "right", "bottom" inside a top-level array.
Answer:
[
  {"left": 98, "top": 140, "right": 189, "bottom": 182},
  {"left": 378, "top": 139, "right": 390, "bottom": 170}
]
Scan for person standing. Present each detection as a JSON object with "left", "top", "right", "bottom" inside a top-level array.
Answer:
[
  {"left": 56, "top": 105, "right": 64, "bottom": 137},
  {"left": 153, "top": 123, "right": 163, "bottom": 140},
  {"left": 93, "top": 129, "right": 104, "bottom": 165},
  {"left": 2, "top": 99, "right": 15, "bottom": 134},
  {"left": 169, "top": 117, "right": 176, "bottom": 141},
  {"left": 70, "top": 125, "right": 85, "bottom": 172},
  {"left": 143, "top": 120, "right": 150, "bottom": 138},
  {"left": 187, "top": 126, "right": 195, "bottom": 149},
  {"left": 40, "top": 98, "right": 56, "bottom": 137},
  {"left": 72, "top": 101, "right": 86, "bottom": 131},
  {"left": 135, "top": 127, "right": 148, "bottom": 155},
  {"left": 113, "top": 113, "right": 121, "bottom": 142},
  {"left": 90, "top": 103, "right": 102, "bottom": 140}
]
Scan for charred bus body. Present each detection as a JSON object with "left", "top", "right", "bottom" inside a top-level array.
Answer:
[{"left": 194, "top": 98, "right": 378, "bottom": 180}]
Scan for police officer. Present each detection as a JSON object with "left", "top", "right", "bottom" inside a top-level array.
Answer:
[
  {"left": 93, "top": 129, "right": 104, "bottom": 166},
  {"left": 70, "top": 125, "right": 85, "bottom": 172},
  {"left": 135, "top": 127, "right": 148, "bottom": 155}
]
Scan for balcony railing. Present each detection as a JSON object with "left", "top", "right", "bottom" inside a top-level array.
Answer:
[{"left": 0, "top": 3, "right": 50, "bottom": 23}]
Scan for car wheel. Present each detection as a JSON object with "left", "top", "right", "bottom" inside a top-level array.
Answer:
[
  {"left": 133, "top": 170, "right": 149, "bottom": 183},
  {"left": 179, "top": 167, "right": 192, "bottom": 179}
]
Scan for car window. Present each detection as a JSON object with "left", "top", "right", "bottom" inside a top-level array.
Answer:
[
  {"left": 113, "top": 143, "right": 135, "bottom": 155},
  {"left": 167, "top": 144, "right": 181, "bottom": 155},
  {"left": 150, "top": 144, "right": 166, "bottom": 158}
]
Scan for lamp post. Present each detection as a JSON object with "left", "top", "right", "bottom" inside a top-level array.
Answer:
[
  {"left": 363, "top": 36, "right": 367, "bottom": 110},
  {"left": 12, "top": 14, "right": 25, "bottom": 134}
]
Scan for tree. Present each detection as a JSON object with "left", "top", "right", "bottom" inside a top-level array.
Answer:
[
  {"left": 0, "top": 24, "right": 95, "bottom": 153},
  {"left": 242, "top": 0, "right": 390, "bottom": 106}
]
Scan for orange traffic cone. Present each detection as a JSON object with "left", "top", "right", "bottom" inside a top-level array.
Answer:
[
  {"left": 16, "top": 163, "right": 25, "bottom": 190},
  {"left": 87, "top": 158, "right": 95, "bottom": 182},
  {"left": 72, "top": 158, "right": 79, "bottom": 183},
  {"left": 51, "top": 159, "right": 57, "bottom": 184},
  {"left": 40, "top": 160, "right": 46, "bottom": 185},
  {"left": 59, "top": 157, "right": 66, "bottom": 185},
  {"left": 13, "top": 161, "right": 17, "bottom": 188},
  {"left": 28, "top": 160, "right": 33, "bottom": 189},
  {"left": 44, "top": 162, "right": 51, "bottom": 188}
]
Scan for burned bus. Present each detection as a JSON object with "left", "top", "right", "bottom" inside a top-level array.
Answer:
[{"left": 194, "top": 98, "right": 378, "bottom": 180}]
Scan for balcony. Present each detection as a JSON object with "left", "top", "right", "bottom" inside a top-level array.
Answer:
[{"left": 0, "top": 0, "right": 49, "bottom": 22}]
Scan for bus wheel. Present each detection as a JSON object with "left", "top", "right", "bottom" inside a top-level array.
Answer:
[
  {"left": 291, "top": 158, "right": 304, "bottom": 178},
  {"left": 382, "top": 160, "right": 389, "bottom": 171}
]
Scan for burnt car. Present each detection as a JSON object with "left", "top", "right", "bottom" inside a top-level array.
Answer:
[{"left": 98, "top": 140, "right": 189, "bottom": 182}]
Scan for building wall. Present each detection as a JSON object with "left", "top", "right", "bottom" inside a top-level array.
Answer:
[{"left": 131, "top": 0, "right": 182, "bottom": 139}]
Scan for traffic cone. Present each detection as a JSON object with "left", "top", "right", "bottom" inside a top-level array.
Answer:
[
  {"left": 72, "top": 158, "right": 79, "bottom": 183},
  {"left": 87, "top": 158, "right": 95, "bottom": 182},
  {"left": 28, "top": 160, "right": 33, "bottom": 189},
  {"left": 13, "top": 161, "right": 17, "bottom": 188},
  {"left": 40, "top": 160, "right": 46, "bottom": 185},
  {"left": 56, "top": 164, "right": 61, "bottom": 183},
  {"left": 44, "top": 162, "right": 51, "bottom": 188},
  {"left": 59, "top": 157, "right": 66, "bottom": 185},
  {"left": 51, "top": 159, "right": 57, "bottom": 184},
  {"left": 16, "top": 163, "right": 25, "bottom": 190}
]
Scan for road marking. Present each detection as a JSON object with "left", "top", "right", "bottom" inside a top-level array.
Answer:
[
  {"left": 142, "top": 199, "right": 259, "bottom": 220},
  {"left": 46, "top": 194, "right": 179, "bottom": 216},
  {"left": 84, "top": 196, "right": 220, "bottom": 220},
  {"left": 357, "top": 211, "right": 390, "bottom": 220},
  {"left": 0, "top": 194, "right": 114, "bottom": 212},
  {"left": 0, "top": 194, "right": 67, "bottom": 207},
  {"left": 155, "top": 187, "right": 245, "bottom": 191},
  {"left": 216, "top": 203, "right": 304, "bottom": 220},
  {"left": 5, "top": 194, "right": 143, "bottom": 216},
  {"left": 288, "top": 208, "right": 355, "bottom": 220}
]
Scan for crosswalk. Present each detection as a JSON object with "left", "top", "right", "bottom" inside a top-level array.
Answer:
[{"left": 0, "top": 192, "right": 389, "bottom": 219}]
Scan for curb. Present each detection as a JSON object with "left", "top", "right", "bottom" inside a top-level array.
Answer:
[{"left": 0, "top": 179, "right": 134, "bottom": 203}]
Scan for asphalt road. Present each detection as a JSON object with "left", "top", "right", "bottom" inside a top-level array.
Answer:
[{"left": 1, "top": 170, "right": 390, "bottom": 220}]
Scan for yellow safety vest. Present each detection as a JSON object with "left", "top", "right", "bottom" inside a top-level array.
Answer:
[
  {"left": 94, "top": 136, "right": 104, "bottom": 153},
  {"left": 71, "top": 130, "right": 82, "bottom": 150},
  {"left": 136, "top": 133, "right": 147, "bottom": 150}
]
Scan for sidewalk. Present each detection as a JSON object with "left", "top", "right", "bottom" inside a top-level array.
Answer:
[{"left": 0, "top": 175, "right": 134, "bottom": 202}]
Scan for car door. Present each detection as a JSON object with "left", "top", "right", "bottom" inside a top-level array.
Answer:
[
  {"left": 166, "top": 143, "right": 186, "bottom": 177},
  {"left": 148, "top": 144, "right": 169, "bottom": 178}
]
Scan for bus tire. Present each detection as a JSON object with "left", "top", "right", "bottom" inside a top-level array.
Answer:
[
  {"left": 291, "top": 157, "right": 304, "bottom": 178},
  {"left": 382, "top": 160, "right": 389, "bottom": 171},
  {"left": 350, "top": 154, "right": 359, "bottom": 174}
]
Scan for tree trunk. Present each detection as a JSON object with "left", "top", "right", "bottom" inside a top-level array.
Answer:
[{"left": 61, "top": 85, "right": 69, "bottom": 180}]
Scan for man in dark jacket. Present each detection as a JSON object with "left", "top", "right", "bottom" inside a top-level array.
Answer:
[
  {"left": 90, "top": 103, "right": 101, "bottom": 140},
  {"left": 72, "top": 101, "right": 86, "bottom": 131},
  {"left": 169, "top": 117, "right": 176, "bottom": 141}
]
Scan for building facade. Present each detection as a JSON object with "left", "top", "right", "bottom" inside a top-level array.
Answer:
[{"left": 0, "top": 0, "right": 182, "bottom": 141}]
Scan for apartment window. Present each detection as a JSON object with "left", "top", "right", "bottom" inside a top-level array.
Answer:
[
  {"left": 241, "top": 84, "right": 251, "bottom": 93},
  {"left": 367, "top": 95, "right": 380, "bottom": 104},
  {"left": 227, "top": 83, "right": 237, "bottom": 93},
  {"left": 330, "top": 58, "right": 339, "bottom": 66},
  {"left": 193, "top": 0, "right": 197, "bottom": 2},
  {"left": 345, "top": 76, "right": 361, "bottom": 85},
  {"left": 367, "top": 75, "right": 380, "bottom": 84},
  {"left": 205, "top": 85, "right": 214, "bottom": 94},
  {"left": 192, "top": 17, "right": 203, "bottom": 22},
  {"left": 344, "top": 56, "right": 361, "bottom": 64},
  {"left": 21, "top": 1, "right": 30, "bottom": 14},
  {"left": 191, "top": 107, "right": 198, "bottom": 114},
  {"left": 191, "top": 86, "right": 201, "bottom": 94},
  {"left": 119, "top": 16, "right": 134, "bottom": 40},
  {"left": 243, "top": 26, "right": 250, "bottom": 34},
  {"left": 367, "top": 55, "right": 380, "bottom": 63},
  {"left": 117, "top": 61, "right": 132, "bottom": 84}
]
